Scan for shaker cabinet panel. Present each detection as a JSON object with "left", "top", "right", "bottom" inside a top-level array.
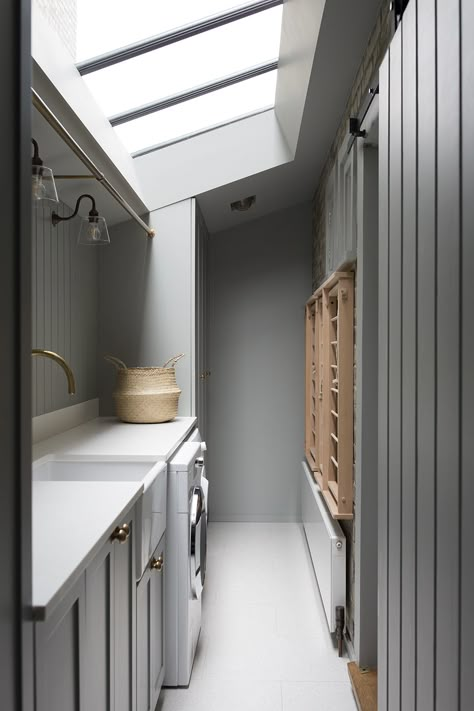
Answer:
[
  {"left": 35, "top": 576, "right": 86, "bottom": 711},
  {"left": 325, "top": 143, "right": 357, "bottom": 275},
  {"left": 136, "top": 535, "right": 165, "bottom": 711},
  {"left": 84, "top": 539, "right": 115, "bottom": 711},
  {"left": 337, "top": 142, "right": 357, "bottom": 267},
  {"left": 136, "top": 576, "right": 151, "bottom": 711},
  {"left": 150, "top": 536, "right": 165, "bottom": 707},
  {"left": 35, "top": 505, "right": 137, "bottom": 711},
  {"left": 114, "top": 515, "right": 137, "bottom": 711}
]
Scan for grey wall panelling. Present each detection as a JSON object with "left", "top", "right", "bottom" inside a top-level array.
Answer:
[
  {"left": 401, "top": 5, "right": 417, "bottom": 708},
  {"left": 354, "top": 140, "right": 379, "bottom": 669},
  {"left": 436, "top": 1, "right": 461, "bottom": 707},
  {"left": 416, "top": 0, "right": 436, "bottom": 707},
  {"left": 379, "top": 0, "right": 472, "bottom": 707},
  {"left": 208, "top": 203, "right": 312, "bottom": 521},
  {"left": 377, "top": 51, "right": 389, "bottom": 711},
  {"left": 32, "top": 200, "right": 99, "bottom": 416},
  {"left": 387, "top": 27, "right": 402, "bottom": 711},
  {"left": 461, "top": 2, "right": 474, "bottom": 707}
]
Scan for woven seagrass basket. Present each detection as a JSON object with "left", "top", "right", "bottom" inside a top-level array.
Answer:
[{"left": 105, "top": 354, "right": 184, "bottom": 424}]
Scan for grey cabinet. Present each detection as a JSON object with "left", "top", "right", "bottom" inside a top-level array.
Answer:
[
  {"left": 35, "top": 509, "right": 136, "bottom": 711},
  {"left": 35, "top": 577, "right": 86, "bottom": 711},
  {"left": 137, "top": 535, "right": 165, "bottom": 711},
  {"left": 325, "top": 141, "right": 358, "bottom": 275}
]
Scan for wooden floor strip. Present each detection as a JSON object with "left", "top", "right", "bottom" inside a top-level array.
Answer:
[{"left": 347, "top": 662, "right": 377, "bottom": 711}]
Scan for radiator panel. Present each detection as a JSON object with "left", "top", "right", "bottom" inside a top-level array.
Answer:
[{"left": 301, "top": 461, "right": 346, "bottom": 632}]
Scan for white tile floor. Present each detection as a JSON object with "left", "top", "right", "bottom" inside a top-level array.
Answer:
[{"left": 158, "top": 523, "right": 357, "bottom": 711}]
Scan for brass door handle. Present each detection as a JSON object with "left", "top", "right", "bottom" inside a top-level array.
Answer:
[
  {"left": 150, "top": 555, "right": 164, "bottom": 572},
  {"left": 111, "top": 523, "right": 130, "bottom": 543}
]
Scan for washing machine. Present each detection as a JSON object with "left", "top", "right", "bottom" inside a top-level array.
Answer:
[{"left": 164, "top": 439, "right": 208, "bottom": 687}]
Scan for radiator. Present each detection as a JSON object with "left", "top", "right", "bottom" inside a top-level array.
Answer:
[{"left": 301, "top": 460, "right": 346, "bottom": 633}]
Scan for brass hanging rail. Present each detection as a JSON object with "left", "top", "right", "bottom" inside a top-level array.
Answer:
[{"left": 31, "top": 88, "right": 155, "bottom": 238}]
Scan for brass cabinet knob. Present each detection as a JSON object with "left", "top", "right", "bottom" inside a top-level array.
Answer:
[
  {"left": 150, "top": 555, "right": 164, "bottom": 572},
  {"left": 111, "top": 524, "right": 130, "bottom": 543}
]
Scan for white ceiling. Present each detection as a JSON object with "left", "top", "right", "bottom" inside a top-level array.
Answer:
[{"left": 196, "top": 0, "right": 383, "bottom": 233}]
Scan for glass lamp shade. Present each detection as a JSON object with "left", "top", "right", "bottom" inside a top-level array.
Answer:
[
  {"left": 32, "top": 165, "right": 59, "bottom": 204},
  {"left": 77, "top": 216, "right": 110, "bottom": 245}
]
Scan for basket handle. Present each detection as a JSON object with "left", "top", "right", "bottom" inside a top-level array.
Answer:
[
  {"left": 104, "top": 354, "right": 128, "bottom": 370},
  {"left": 162, "top": 353, "right": 185, "bottom": 368}
]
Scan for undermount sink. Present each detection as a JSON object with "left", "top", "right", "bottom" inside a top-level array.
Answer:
[
  {"left": 33, "top": 456, "right": 168, "bottom": 580},
  {"left": 33, "top": 457, "right": 160, "bottom": 488}
]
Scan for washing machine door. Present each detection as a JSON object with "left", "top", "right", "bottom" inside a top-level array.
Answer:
[{"left": 189, "top": 485, "right": 207, "bottom": 599}]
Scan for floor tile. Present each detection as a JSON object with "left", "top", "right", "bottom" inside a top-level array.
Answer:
[
  {"left": 159, "top": 680, "right": 282, "bottom": 711},
  {"left": 281, "top": 681, "right": 357, "bottom": 711},
  {"left": 162, "top": 523, "right": 355, "bottom": 709}
]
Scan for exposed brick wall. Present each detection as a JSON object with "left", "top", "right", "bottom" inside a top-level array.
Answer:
[
  {"left": 311, "top": 0, "right": 392, "bottom": 647},
  {"left": 36, "top": 0, "right": 77, "bottom": 58}
]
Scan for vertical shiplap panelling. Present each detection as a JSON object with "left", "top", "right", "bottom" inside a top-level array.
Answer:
[
  {"left": 377, "top": 52, "right": 390, "bottom": 711},
  {"left": 387, "top": 26, "right": 403, "bottom": 711},
  {"left": 31, "top": 199, "right": 99, "bottom": 416},
  {"left": 416, "top": 0, "right": 437, "bottom": 708},
  {"left": 50, "top": 201, "right": 58, "bottom": 406},
  {"left": 32, "top": 209, "right": 37, "bottom": 416},
  {"left": 401, "top": 3, "right": 417, "bottom": 709},
  {"left": 460, "top": 0, "right": 474, "bottom": 707},
  {"left": 35, "top": 201, "right": 45, "bottom": 414},
  {"left": 43, "top": 200, "right": 52, "bottom": 412},
  {"left": 435, "top": 0, "right": 461, "bottom": 707}
]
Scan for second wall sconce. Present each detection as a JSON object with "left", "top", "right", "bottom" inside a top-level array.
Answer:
[
  {"left": 52, "top": 194, "right": 110, "bottom": 246},
  {"left": 32, "top": 138, "right": 59, "bottom": 204}
]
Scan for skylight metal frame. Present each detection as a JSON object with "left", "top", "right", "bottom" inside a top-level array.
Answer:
[
  {"left": 109, "top": 60, "right": 278, "bottom": 126},
  {"left": 77, "top": 0, "right": 283, "bottom": 75}
]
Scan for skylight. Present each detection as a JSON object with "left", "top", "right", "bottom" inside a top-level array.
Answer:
[{"left": 75, "top": 0, "right": 283, "bottom": 154}]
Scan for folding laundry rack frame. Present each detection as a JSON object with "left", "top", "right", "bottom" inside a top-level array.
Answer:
[{"left": 305, "top": 271, "right": 354, "bottom": 520}]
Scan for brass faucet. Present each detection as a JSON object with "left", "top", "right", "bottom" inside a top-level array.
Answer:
[{"left": 31, "top": 349, "right": 76, "bottom": 395}]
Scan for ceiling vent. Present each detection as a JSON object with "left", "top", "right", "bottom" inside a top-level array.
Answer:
[{"left": 230, "top": 195, "right": 256, "bottom": 212}]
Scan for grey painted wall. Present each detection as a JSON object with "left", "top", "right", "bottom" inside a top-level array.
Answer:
[
  {"left": 98, "top": 201, "right": 196, "bottom": 417},
  {"left": 378, "top": 1, "right": 474, "bottom": 708},
  {"left": 32, "top": 200, "right": 99, "bottom": 416},
  {"left": 207, "top": 203, "right": 312, "bottom": 521}
]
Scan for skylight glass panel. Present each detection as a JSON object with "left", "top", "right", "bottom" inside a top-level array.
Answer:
[
  {"left": 113, "top": 70, "right": 277, "bottom": 154},
  {"left": 75, "top": 0, "right": 249, "bottom": 62},
  {"left": 81, "top": 7, "right": 282, "bottom": 119}
]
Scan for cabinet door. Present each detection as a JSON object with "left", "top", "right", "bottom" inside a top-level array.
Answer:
[
  {"left": 136, "top": 566, "right": 151, "bottom": 711},
  {"left": 149, "top": 537, "right": 165, "bottom": 709},
  {"left": 114, "top": 513, "right": 137, "bottom": 711},
  {"left": 35, "top": 576, "right": 86, "bottom": 711},
  {"left": 84, "top": 539, "right": 115, "bottom": 711},
  {"left": 325, "top": 164, "right": 338, "bottom": 275},
  {"left": 136, "top": 536, "right": 165, "bottom": 711},
  {"left": 336, "top": 142, "right": 357, "bottom": 268}
]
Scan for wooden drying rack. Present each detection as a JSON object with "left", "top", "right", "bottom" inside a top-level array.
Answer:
[{"left": 305, "top": 271, "right": 354, "bottom": 520}]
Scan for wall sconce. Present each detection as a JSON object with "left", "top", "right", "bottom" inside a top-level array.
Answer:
[
  {"left": 31, "top": 138, "right": 59, "bottom": 204},
  {"left": 52, "top": 194, "right": 110, "bottom": 246}
]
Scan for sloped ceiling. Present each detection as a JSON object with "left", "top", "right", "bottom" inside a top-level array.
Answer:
[{"left": 197, "top": 0, "right": 383, "bottom": 233}]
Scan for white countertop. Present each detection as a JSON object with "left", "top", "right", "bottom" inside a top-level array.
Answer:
[
  {"left": 32, "top": 415, "right": 196, "bottom": 621},
  {"left": 33, "top": 416, "right": 197, "bottom": 462},
  {"left": 32, "top": 480, "right": 143, "bottom": 620}
]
